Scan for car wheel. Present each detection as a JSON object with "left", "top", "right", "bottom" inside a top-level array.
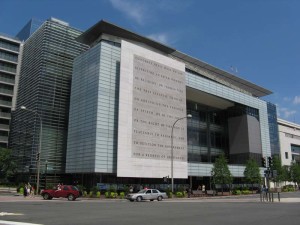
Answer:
[
  {"left": 129, "top": 200, "right": 134, "bottom": 202},
  {"left": 136, "top": 196, "right": 142, "bottom": 202},
  {"left": 43, "top": 193, "right": 50, "bottom": 200},
  {"left": 150, "top": 199, "right": 154, "bottom": 201},
  {"left": 157, "top": 196, "right": 162, "bottom": 201},
  {"left": 68, "top": 194, "right": 75, "bottom": 201}
]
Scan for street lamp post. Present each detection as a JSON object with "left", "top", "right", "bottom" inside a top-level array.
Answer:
[
  {"left": 171, "top": 114, "right": 192, "bottom": 193},
  {"left": 45, "top": 160, "right": 48, "bottom": 189},
  {"left": 21, "top": 106, "right": 42, "bottom": 194},
  {"left": 211, "top": 170, "right": 215, "bottom": 196}
]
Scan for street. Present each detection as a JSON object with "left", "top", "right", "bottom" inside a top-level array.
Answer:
[{"left": 0, "top": 192, "right": 300, "bottom": 225}]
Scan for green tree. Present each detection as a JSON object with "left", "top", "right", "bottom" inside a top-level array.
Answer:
[
  {"left": 282, "top": 166, "right": 291, "bottom": 185},
  {"left": 0, "top": 148, "right": 16, "bottom": 183},
  {"left": 243, "top": 158, "right": 262, "bottom": 193},
  {"left": 270, "top": 155, "right": 284, "bottom": 184},
  {"left": 212, "top": 154, "right": 233, "bottom": 195},
  {"left": 290, "top": 162, "right": 300, "bottom": 186}
]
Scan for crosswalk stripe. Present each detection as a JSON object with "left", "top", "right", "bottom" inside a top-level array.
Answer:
[{"left": 0, "top": 220, "right": 43, "bottom": 225}]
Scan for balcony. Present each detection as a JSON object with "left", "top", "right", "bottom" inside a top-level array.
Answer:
[
  {"left": 0, "top": 112, "right": 11, "bottom": 119},
  {"left": 0, "top": 76, "right": 14, "bottom": 85},
  {"left": 0, "top": 135, "right": 8, "bottom": 142},
  {"left": 0, "top": 88, "right": 13, "bottom": 96},
  {"left": 0, "top": 99, "right": 12, "bottom": 107},
  {"left": 0, "top": 124, "right": 10, "bottom": 131}
]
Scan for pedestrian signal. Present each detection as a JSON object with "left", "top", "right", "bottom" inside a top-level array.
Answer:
[
  {"left": 268, "top": 157, "right": 273, "bottom": 167},
  {"left": 261, "top": 157, "right": 266, "bottom": 168}
]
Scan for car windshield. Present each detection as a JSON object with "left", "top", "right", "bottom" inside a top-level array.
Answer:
[
  {"left": 71, "top": 186, "right": 79, "bottom": 191},
  {"left": 137, "top": 190, "right": 147, "bottom": 193}
]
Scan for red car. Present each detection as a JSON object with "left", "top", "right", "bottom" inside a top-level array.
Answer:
[{"left": 41, "top": 185, "right": 80, "bottom": 201}]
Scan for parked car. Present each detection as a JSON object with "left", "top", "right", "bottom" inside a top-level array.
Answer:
[
  {"left": 41, "top": 185, "right": 80, "bottom": 201},
  {"left": 126, "top": 189, "right": 167, "bottom": 202}
]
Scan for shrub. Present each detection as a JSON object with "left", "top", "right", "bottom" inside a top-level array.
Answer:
[
  {"left": 176, "top": 191, "right": 184, "bottom": 198},
  {"left": 17, "top": 184, "right": 25, "bottom": 193},
  {"left": 241, "top": 190, "right": 250, "bottom": 195},
  {"left": 282, "top": 185, "right": 295, "bottom": 192},
  {"left": 104, "top": 191, "right": 118, "bottom": 198},
  {"left": 77, "top": 185, "right": 86, "bottom": 193},
  {"left": 89, "top": 191, "right": 93, "bottom": 197},
  {"left": 166, "top": 188, "right": 172, "bottom": 198},
  {"left": 232, "top": 189, "right": 241, "bottom": 195},
  {"left": 83, "top": 191, "right": 87, "bottom": 197},
  {"left": 96, "top": 191, "right": 101, "bottom": 198},
  {"left": 241, "top": 186, "right": 248, "bottom": 191},
  {"left": 119, "top": 192, "right": 125, "bottom": 199},
  {"left": 110, "top": 192, "right": 118, "bottom": 198},
  {"left": 19, "top": 187, "right": 24, "bottom": 195},
  {"left": 91, "top": 186, "right": 99, "bottom": 195}
]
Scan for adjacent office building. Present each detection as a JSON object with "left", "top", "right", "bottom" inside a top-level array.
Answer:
[
  {"left": 0, "top": 33, "right": 22, "bottom": 149},
  {"left": 9, "top": 18, "right": 88, "bottom": 185},
  {"left": 66, "top": 20, "right": 279, "bottom": 188},
  {"left": 278, "top": 118, "right": 300, "bottom": 166}
]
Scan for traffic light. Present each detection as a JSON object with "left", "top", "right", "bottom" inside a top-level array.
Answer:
[
  {"left": 36, "top": 152, "right": 40, "bottom": 161},
  {"left": 268, "top": 157, "right": 273, "bottom": 167},
  {"left": 261, "top": 157, "right": 266, "bottom": 168}
]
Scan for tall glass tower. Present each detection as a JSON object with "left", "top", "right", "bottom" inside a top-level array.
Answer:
[
  {"left": 16, "top": 18, "right": 43, "bottom": 41},
  {"left": 9, "top": 18, "right": 88, "bottom": 185}
]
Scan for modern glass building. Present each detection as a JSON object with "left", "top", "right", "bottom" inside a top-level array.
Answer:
[
  {"left": 267, "top": 102, "right": 280, "bottom": 156},
  {"left": 66, "top": 20, "right": 275, "bottom": 189},
  {"left": 0, "top": 33, "right": 22, "bottom": 148},
  {"left": 9, "top": 18, "right": 88, "bottom": 185},
  {"left": 16, "top": 18, "right": 44, "bottom": 42}
]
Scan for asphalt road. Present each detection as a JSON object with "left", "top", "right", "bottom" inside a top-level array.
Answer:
[{"left": 0, "top": 194, "right": 300, "bottom": 225}]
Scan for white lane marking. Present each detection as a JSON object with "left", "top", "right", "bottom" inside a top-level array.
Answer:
[
  {"left": 0, "top": 213, "right": 23, "bottom": 216},
  {"left": 0, "top": 220, "right": 43, "bottom": 225}
]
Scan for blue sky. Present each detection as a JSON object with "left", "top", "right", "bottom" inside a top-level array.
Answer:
[{"left": 1, "top": 0, "right": 299, "bottom": 123}]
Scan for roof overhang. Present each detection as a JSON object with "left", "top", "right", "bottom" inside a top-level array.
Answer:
[
  {"left": 171, "top": 51, "right": 273, "bottom": 97},
  {"left": 77, "top": 20, "right": 272, "bottom": 97},
  {"left": 76, "top": 20, "right": 175, "bottom": 54}
]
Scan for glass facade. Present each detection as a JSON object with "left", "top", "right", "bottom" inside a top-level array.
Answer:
[
  {"left": 186, "top": 70, "right": 271, "bottom": 159},
  {"left": 16, "top": 18, "right": 44, "bottom": 41},
  {"left": 267, "top": 102, "right": 280, "bottom": 156},
  {"left": 9, "top": 19, "right": 88, "bottom": 184},
  {"left": 187, "top": 101, "right": 229, "bottom": 163},
  {"left": 67, "top": 40, "right": 120, "bottom": 173},
  {"left": 291, "top": 144, "right": 300, "bottom": 163}
]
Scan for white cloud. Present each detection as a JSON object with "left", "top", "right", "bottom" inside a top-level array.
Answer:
[
  {"left": 108, "top": 0, "right": 145, "bottom": 25},
  {"left": 293, "top": 96, "right": 300, "bottom": 105},
  {"left": 147, "top": 33, "right": 169, "bottom": 45},
  {"left": 277, "top": 106, "right": 297, "bottom": 119},
  {"left": 108, "top": 0, "right": 193, "bottom": 26},
  {"left": 284, "top": 110, "right": 297, "bottom": 118},
  {"left": 283, "top": 97, "right": 291, "bottom": 102},
  {"left": 157, "top": 0, "right": 193, "bottom": 13}
]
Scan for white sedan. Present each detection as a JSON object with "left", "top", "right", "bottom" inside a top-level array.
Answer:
[{"left": 126, "top": 189, "right": 168, "bottom": 202}]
